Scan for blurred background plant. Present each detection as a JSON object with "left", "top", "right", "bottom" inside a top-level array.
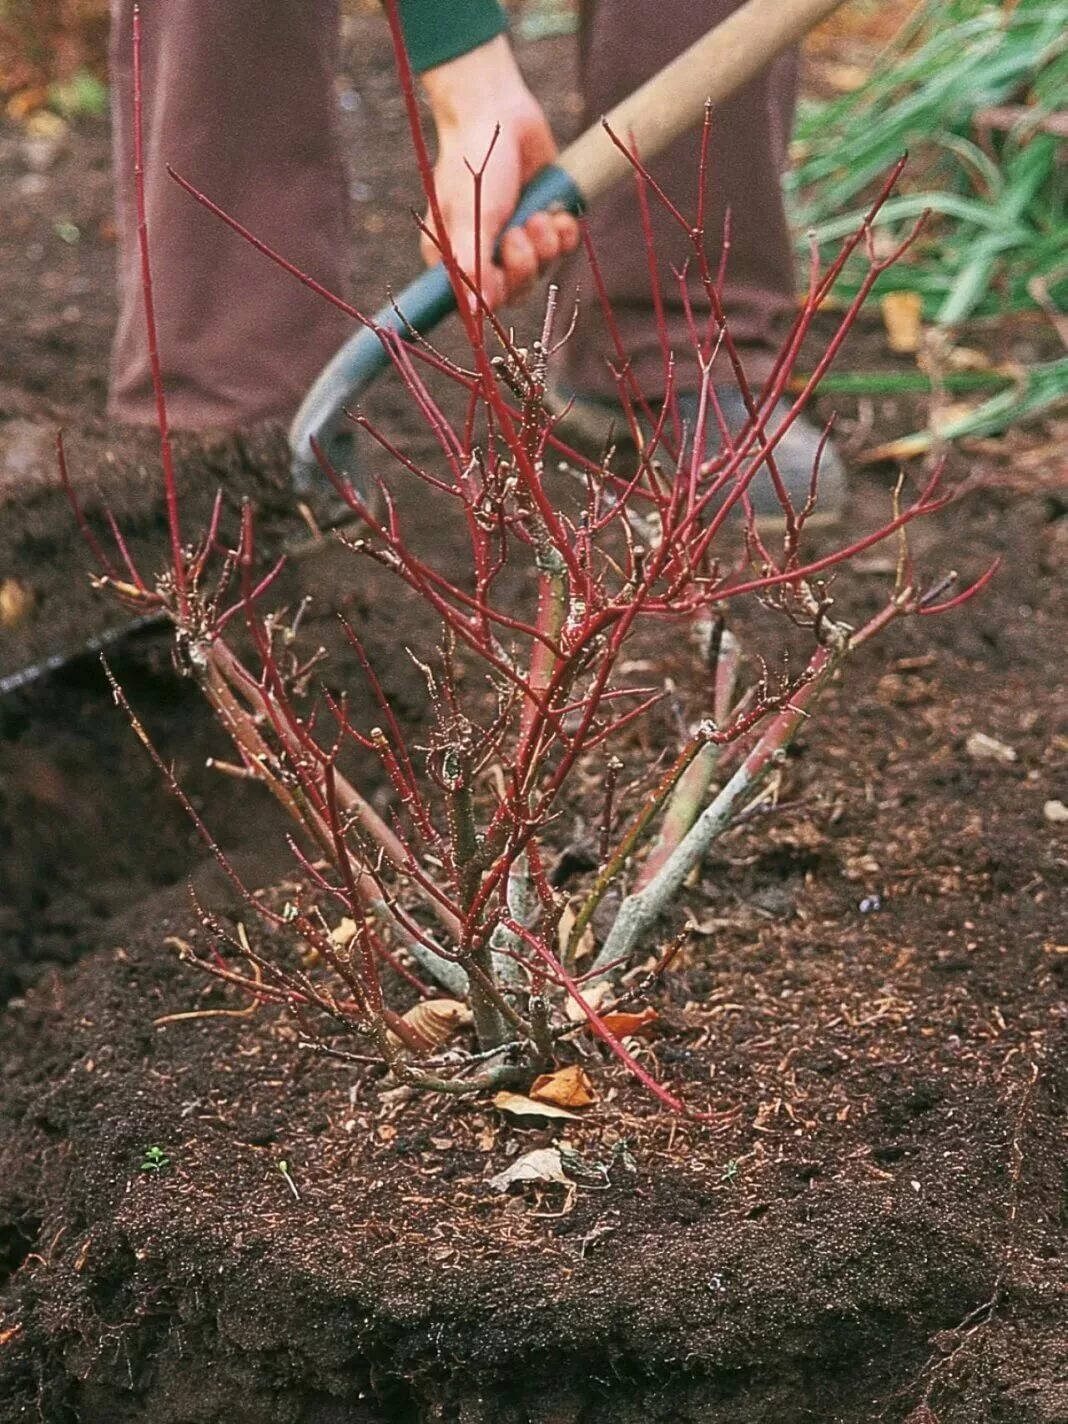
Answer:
[
  {"left": 791, "top": 0, "right": 1068, "bottom": 453},
  {"left": 1, "top": 0, "right": 107, "bottom": 117},
  {"left": 792, "top": 0, "right": 1066, "bottom": 328}
]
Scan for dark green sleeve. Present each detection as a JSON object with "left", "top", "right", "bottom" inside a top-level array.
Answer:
[{"left": 397, "top": 0, "right": 509, "bottom": 73}]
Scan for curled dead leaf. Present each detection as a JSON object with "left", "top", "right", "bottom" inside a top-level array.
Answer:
[
  {"left": 489, "top": 1147, "right": 569, "bottom": 1192},
  {"left": 388, "top": 998, "right": 472, "bottom": 1052},
  {"left": 880, "top": 290, "right": 923, "bottom": 354},
  {"left": 492, "top": 1090, "right": 581, "bottom": 1123},
  {"left": 530, "top": 1064, "right": 597, "bottom": 1109},
  {"left": 7, "top": 88, "right": 49, "bottom": 122},
  {"left": 303, "top": 914, "right": 357, "bottom": 967},
  {"left": 600, "top": 1006, "right": 658, "bottom": 1039},
  {"left": 329, "top": 917, "right": 357, "bottom": 946},
  {"left": 858, "top": 400, "right": 980, "bottom": 465},
  {"left": 565, "top": 979, "right": 611, "bottom": 1022},
  {"left": 25, "top": 109, "right": 67, "bottom": 142},
  {"left": 0, "top": 578, "right": 34, "bottom": 628},
  {"left": 557, "top": 901, "right": 595, "bottom": 963}
]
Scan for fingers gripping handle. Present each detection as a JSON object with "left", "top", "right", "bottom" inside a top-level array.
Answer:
[{"left": 288, "top": 164, "right": 584, "bottom": 480}]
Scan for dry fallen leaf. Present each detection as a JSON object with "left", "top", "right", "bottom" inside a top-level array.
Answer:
[
  {"left": 557, "top": 900, "right": 595, "bottom": 964},
  {"left": 6, "top": 88, "right": 49, "bottom": 122},
  {"left": 811, "top": 60, "right": 872, "bottom": 94},
  {"left": 389, "top": 998, "right": 472, "bottom": 1052},
  {"left": 477, "top": 1122, "right": 497, "bottom": 1152},
  {"left": 24, "top": 110, "right": 67, "bottom": 142},
  {"left": 0, "top": 578, "right": 33, "bottom": 627},
  {"left": 530, "top": 1064, "right": 597, "bottom": 1109},
  {"left": 492, "top": 1091, "right": 581, "bottom": 1122},
  {"left": 302, "top": 914, "right": 360, "bottom": 968},
  {"left": 600, "top": 1006, "right": 659, "bottom": 1039},
  {"left": 880, "top": 290, "right": 923, "bottom": 353},
  {"left": 330, "top": 917, "right": 357, "bottom": 946},
  {"left": 489, "top": 1147, "right": 569, "bottom": 1192},
  {"left": 565, "top": 978, "right": 611, "bottom": 1021}
]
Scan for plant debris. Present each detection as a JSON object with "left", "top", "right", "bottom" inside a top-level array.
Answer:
[
  {"left": 530, "top": 1065, "right": 598, "bottom": 1109},
  {"left": 489, "top": 1147, "right": 570, "bottom": 1192}
]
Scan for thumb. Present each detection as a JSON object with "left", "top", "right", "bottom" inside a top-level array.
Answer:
[{"left": 519, "top": 118, "right": 559, "bottom": 179}]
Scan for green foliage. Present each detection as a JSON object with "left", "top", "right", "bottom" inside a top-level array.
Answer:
[
  {"left": 813, "top": 358, "right": 1068, "bottom": 437},
  {"left": 790, "top": 0, "right": 1068, "bottom": 327},
  {"left": 47, "top": 68, "right": 108, "bottom": 119},
  {"left": 901, "top": 357, "right": 1068, "bottom": 452}
]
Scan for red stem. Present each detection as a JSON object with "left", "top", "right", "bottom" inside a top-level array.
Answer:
[{"left": 131, "top": 6, "right": 186, "bottom": 616}]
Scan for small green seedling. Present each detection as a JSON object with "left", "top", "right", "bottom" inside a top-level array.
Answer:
[
  {"left": 277, "top": 1159, "right": 300, "bottom": 1201},
  {"left": 720, "top": 1158, "right": 739, "bottom": 1186},
  {"left": 140, "top": 1145, "right": 170, "bottom": 1173}
]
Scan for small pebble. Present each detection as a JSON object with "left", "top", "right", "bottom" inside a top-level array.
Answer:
[
  {"left": 965, "top": 731, "right": 1017, "bottom": 764},
  {"left": 1043, "top": 799, "right": 1068, "bottom": 825}
]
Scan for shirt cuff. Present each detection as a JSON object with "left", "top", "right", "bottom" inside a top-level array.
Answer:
[{"left": 397, "top": 0, "right": 509, "bottom": 74}]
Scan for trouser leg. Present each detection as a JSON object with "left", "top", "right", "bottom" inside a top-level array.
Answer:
[
  {"left": 108, "top": 0, "right": 351, "bottom": 429},
  {"left": 555, "top": 0, "right": 799, "bottom": 400}
]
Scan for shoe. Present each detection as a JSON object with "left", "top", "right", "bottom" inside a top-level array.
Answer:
[{"left": 547, "top": 381, "right": 845, "bottom": 531}]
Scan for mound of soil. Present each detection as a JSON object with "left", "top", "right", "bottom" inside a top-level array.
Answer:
[
  {"left": 2, "top": 469, "right": 1067, "bottom": 1422},
  {"left": 1, "top": 590, "right": 1065, "bottom": 1421}
]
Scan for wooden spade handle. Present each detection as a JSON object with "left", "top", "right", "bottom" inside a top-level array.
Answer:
[{"left": 561, "top": 0, "right": 849, "bottom": 201}]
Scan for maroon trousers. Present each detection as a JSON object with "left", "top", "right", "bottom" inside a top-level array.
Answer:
[{"left": 109, "top": 0, "right": 797, "bottom": 429}]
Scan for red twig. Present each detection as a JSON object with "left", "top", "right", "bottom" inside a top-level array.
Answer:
[{"left": 131, "top": 6, "right": 186, "bottom": 616}]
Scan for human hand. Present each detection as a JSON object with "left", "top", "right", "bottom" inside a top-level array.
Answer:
[{"left": 420, "top": 36, "right": 580, "bottom": 310}]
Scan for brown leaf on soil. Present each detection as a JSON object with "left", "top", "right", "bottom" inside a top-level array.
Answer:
[
  {"left": 489, "top": 1147, "right": 570, "bottom": 1193},
  {"left": 329, "top": 916, "right": 358, "bottom": 946},
  {"left": 6, "top": 88, "right": 49, "bottom": 121},
  {"left": 387, "top": 998, "right": 472, "bottom": 1052},
  {"left": 858, "top": 401, "right": 978, "bottom": 464},
  {"left": 880, "top": 290, "right": 923, "bottom": 354},
  {"left": 0, "top": 577, "right": 34, "bottom": 627},
  {"left": 600, "top": 1006, "right": 658, "bottom": 1039},
  {"left": 565, "top": 979, "right": 611, "bottom": 1021},
  {"left": 492, "top": 1091, "right": 581, "bottom": 1122},
  {"left": 557, "top": 901, "right": 595, "bottom": 963},
  {"left": 530, "top": 1064, "right": 597, "bottom": 1109}
]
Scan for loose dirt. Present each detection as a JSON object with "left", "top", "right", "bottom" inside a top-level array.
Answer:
[{"left": 1, "top": 15, "right": 1066, "bottom": 1424}]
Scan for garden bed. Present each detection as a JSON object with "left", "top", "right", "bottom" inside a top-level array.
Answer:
[
  {"left": 1, "top": 14, "right": 1066, "bottom": 1423},
  {"left": 2, "top": 572, "right": 1066, "bottom": 1420}
]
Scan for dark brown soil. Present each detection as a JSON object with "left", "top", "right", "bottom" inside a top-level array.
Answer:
[{"left": 2, "top": 14, "right": 1067, "bottom": 1424}]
